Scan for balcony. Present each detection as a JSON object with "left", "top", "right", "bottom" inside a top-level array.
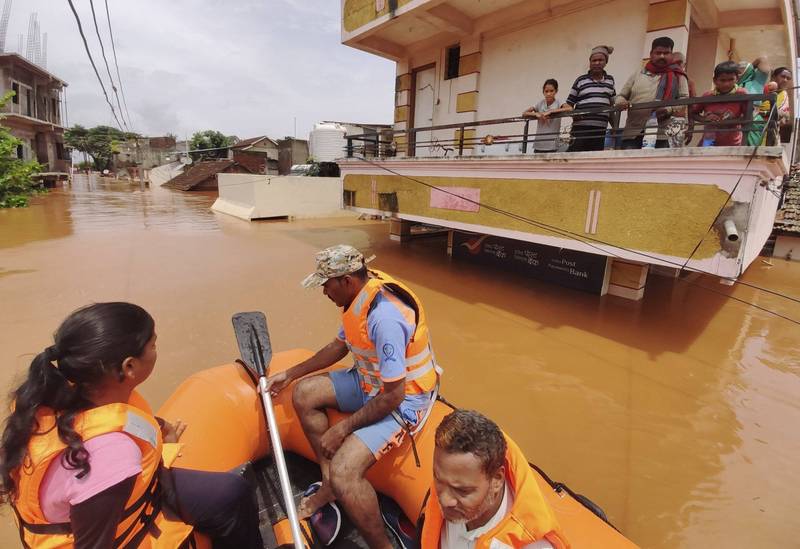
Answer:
[{"left": 338, "top": 94, "right": 789, "bottom": 288}]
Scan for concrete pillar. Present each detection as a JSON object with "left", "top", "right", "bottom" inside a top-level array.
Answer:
[
  {"left": 389, "top": 218, "right": 413, "bottom": 242},
  {"left": 645, "top": 0, "right": 690, "bottom": 58},
  {"left": 394, "top": 59, "right": 411, "bottom": 157},
  {"left": 607, "top": 259, "right": 649, "bottom": 300},
  {"left": 452, "top": 36, "right": 482, "bottom": 155}
]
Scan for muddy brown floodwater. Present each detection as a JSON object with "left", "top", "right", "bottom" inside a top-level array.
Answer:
[{"left": 1, "top": 175, "right": 799, "bottom": 548}]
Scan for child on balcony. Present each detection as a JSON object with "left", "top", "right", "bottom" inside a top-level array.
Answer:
[
  {"left": 692, "top": 61, "right": 749, "bottom": 147},
  {"left": 522, "top": 79, "right": 571, "bottom": 153}
]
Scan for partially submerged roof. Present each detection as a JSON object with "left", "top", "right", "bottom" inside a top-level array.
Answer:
[
  {"left": 162, "top": 160, "right": 251, "bottom": 191},
  {"left": 775, "top": 170, "right": 800, "bottom": 234},
  {"left": 0, "top": 53, "right": 68, "bottom": 87}
]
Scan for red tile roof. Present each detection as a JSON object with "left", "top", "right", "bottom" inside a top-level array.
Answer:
[{"left": 162, "top": 160, "right": 251, "bottom": 191}]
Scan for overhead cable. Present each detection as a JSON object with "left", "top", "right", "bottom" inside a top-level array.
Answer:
[
  {"left": 103, "top": 0, "right": 133, "bottom": 131},
  {"left": 87, "top": 0, "right": 128, "bottom": 130},
  {"left": 65, "top": 0, "right": 124, "bottom": 130}
]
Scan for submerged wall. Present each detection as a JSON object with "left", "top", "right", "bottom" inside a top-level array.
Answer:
[{"left": 212, "top": 174, "right": 357, "bottom": 221}]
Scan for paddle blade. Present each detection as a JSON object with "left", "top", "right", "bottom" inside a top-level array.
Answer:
[{"left": 232, "top": 312, "right": 272, "bottom": 377}]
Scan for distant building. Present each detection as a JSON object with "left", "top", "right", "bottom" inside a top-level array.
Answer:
[
  {"left": 277, "top": 137, "right": 309, "bottom": 175},
  {"left": 0, "top": 53, "right": 69, "bottom": 181},
  {"left": 321, "top": 120, "right": 392, "bottom": 157},
  {"left": 115, "top": 136, "right": 177, "bottom": 170},
  {"left": 229, "top": 136, "right": 279, "bottom": 174}
]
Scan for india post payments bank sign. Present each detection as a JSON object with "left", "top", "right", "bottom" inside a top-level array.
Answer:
[{"left": 452, "top": 232, "right": 609, "bottom": 294}]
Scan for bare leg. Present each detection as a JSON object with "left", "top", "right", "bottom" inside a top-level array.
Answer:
[
  {"left": 330, "top": 436, "right": 392, "bottom": 549},
  {"left": 292, "top": 375, "right": 338, "bottom": 518}
]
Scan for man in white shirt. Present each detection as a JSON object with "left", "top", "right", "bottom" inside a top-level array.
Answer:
[{"left": 420, "top": 410, "right": 568, "bottom": 549}]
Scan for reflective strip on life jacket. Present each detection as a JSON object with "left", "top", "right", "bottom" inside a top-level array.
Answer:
[
  {"left": 341, "top": 270, "right": 441, "bottom": 397},
  {"left": 12, "top": 393, "right": 194, "bottom": 549}
]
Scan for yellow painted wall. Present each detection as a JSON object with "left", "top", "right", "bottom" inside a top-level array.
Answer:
[
  {"left": 458, "top": 52, "right": 482, "bottom": 77},
  {"left": 456, "top": 91, "right": 479, "bottom": 113},
  {"left": 394, "top": 105, "right": 410, "bottom": 123},
  {"left": 343, "top": 0, "right": 413, "bottom": 33},
  {"left": 344, "top": 174, "right": 725, "bottom": 259},
  {"left": 647, "top": 0, "right": 688, "bottom": 32}
]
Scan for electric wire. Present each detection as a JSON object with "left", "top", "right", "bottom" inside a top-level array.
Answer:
[
  {"left": 350, "top": 155, "right": 800, "bottom": 325},
  {"left": 103, "top": 0, "right": 133, "bottom": 131},
  {"left": 351, "top": 99, "right": 800, "bottom": 305},
  {"left": 66, "top": 0, "right": 124, "bottom": 130},
  {"left": 87, "top": 0, "right": 128, "bottom": 131},
  {"left": 677, "top": 100, "right": 778, "bottom": 275}
]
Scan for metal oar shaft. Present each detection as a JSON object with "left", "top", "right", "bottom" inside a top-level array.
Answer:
[{"left": 258, "top": 376, "right": 304, "bottom": 549}]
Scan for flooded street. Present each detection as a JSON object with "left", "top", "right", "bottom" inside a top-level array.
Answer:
[{"left": 1, "top": 175, "right": 799, "bottom": 548}]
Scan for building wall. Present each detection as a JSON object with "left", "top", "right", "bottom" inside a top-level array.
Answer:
[
  {"left": 278, "top": 138, "right": 310, "bottom": 175},
  {"left": 393, "top": 0, "right": 652, "bottom": 155},
  {"left": 0, "top": 66, "right": 63, "bottom": 125},
  {"left": 388, "top": 0, "right": 797, "bottom": 155},
  {"left": 479, "top": 0, "right": 648, "bottom": 138},
  {"left": 214, "top": 174, "right": 353, "bottom": 220}
]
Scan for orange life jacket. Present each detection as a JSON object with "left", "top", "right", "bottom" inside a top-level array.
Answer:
[
  {"left": 341, "top": 269, "right": 441, "bottom": 397},
  {"left": 420, "top": 435, "right": 570, "bottom": 549},
  {"left": 11, "top": 391, "right": 195, "bottom": 549}
]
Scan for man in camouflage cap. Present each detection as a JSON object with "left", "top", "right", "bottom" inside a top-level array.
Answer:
[
  {"left": 300, "top": 244, "right": 375, "bottom": 289},
  {"left": 267, "top": 244, "right": 441, "bottom": 549}
]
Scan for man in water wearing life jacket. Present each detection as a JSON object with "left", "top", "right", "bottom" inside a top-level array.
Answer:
[
  {"left": 266, "top": 244, "right": 441, "bottom": 549},
  {"left": 421, "top": 410, "right": 570, "bottom": 549}
]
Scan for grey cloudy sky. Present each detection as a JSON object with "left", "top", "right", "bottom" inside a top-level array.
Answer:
[{"left": 6, "top": 0, "right": 395, "bottom": 140}]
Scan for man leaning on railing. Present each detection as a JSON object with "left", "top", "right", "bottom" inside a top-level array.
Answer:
[{"left": 615, "top": 36, "right": 689, "bottom": 149}]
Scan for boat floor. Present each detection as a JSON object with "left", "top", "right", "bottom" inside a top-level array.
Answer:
[{"left": 241, "top": 451, "right": 407, "bottom": 549}]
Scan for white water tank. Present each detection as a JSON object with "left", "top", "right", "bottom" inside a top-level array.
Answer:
[{"left": 309, "top": 123, "right": 347, "bottom": 162}]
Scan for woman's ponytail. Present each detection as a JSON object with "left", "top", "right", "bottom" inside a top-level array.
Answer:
[
  {"left": 0, "top": 348, "right": 85, "bottom": 502},
  {"left": 0, "top": 302, "right": 154, "bottom": 503}
]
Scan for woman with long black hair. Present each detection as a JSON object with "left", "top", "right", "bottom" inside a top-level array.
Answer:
[{"left": 0, "top": 302, "right": 263, "bottom": 548}]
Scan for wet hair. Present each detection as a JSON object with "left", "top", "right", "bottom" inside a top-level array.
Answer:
[
  {"left": 772, "top": 67, "right": 791, "bottom": 79},
  {"left": 435, "top": 409, "right": 507, "bottom": 476},
  {"left": 714, "top": 61, "right": 740, "bottom": 79},
  {"left": 543, "top": 78, "right": 558, "bottom": 91},
  {"left": 0, "top": 302, "right": 154, "bottom": 503},
  {"left": 651, "top": 36, "right": 674, "bottom": 51}
]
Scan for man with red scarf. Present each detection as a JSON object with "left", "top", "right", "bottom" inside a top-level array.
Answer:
[{"left": 615, "top": 36, "right": 689, "bottom": 149}]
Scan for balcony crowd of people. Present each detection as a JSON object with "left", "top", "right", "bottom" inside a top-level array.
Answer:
[{"left": 521, "top": 36, "right": 793, "bottom": 152}]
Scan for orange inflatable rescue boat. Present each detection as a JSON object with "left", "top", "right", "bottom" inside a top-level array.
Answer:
[{"left": 156, "top": 346, "right": 639, "bottom": 548}]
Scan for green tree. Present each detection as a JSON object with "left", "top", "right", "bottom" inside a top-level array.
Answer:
[
  {"left": 0, "top": 92, "right": 43, "bottom": 208},
  {"left": 65, "top": 125, "right": 139, "bottom": 171},
  {"left": 189, "top": 130, "right": 232, "bottom": 160}
]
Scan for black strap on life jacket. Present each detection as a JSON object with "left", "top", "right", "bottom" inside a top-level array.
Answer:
[
  {"left": 382, "top": 282, "right": 421, "bottom": 326},
  {"left": 114, "top": 470, "right": 162, "bottom": 548},
  {"left": 12, "top": 463, "right": 163, "bottom": 548}
]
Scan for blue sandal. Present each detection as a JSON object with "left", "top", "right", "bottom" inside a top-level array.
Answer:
[{"left": 304, "top": 482, "right": 341, "bottom": 547}]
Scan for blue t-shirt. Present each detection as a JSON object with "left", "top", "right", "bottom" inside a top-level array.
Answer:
[{"left": 337, "top": 291, "right": 414, "bottom": 383}]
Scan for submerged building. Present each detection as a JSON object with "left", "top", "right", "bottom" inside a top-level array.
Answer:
[
  {"left": 0, "top": 53, "right": 69, "bottom": 183},
  {"left": 337, "top": 0, "right": 797, "bottom": 299}
]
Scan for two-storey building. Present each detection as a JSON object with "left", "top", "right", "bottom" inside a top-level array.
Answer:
[
  {"left": 338, "top": 0, "right": 797, "bottom": 299},
  {"left": 0, "top": 52, "right": 69, "bottom": 183}
]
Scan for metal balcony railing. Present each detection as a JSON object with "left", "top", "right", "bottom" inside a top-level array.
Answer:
[{"left": 344, "top": 93, "right": 782, "bottom": 159}]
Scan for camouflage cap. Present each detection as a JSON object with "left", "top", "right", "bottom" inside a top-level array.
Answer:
[{"left": 301, "top": 245, "right": 375, "bottom": 289}]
